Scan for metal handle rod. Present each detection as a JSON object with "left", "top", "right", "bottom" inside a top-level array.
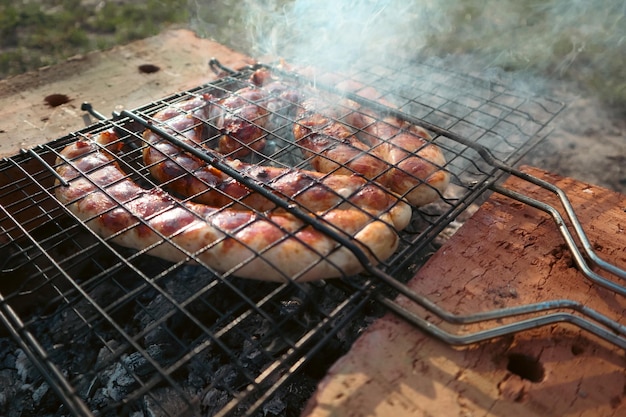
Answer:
[
  {"left": 495, "top": 167, "right": 626, "bottom": 280},
  {"left": 493, "top": 184, "right": 626, "bottom": 293},
  {"left": 80, "top": 102, "right": 107, "bottom": 121},
  {"left": 387, "top": 107, "right": 626, "bottom": 281},
  {"left": 363, "top": 263, "right": 626, "bottom": 335},
  {"left": 121, "top": 109, "right": 626, "bottom": 343},
  {"left": 115, "top": 108, "right": 384, "bottom": 273},
  {"left": 273, "top": 65, "right": 625, "bottom": 282},
  {"left": 377, "top": 294, "right": 626, "bottom": 349}
]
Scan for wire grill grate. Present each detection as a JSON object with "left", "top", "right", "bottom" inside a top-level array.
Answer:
[{"left": 2, "top": 58, "right": 621, "bottom": 417}]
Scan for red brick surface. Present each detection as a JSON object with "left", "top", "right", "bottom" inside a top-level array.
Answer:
[{"left": 304, "top": 167, "right": 626, "bottom": 417}]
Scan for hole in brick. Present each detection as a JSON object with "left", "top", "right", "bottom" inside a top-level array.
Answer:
[
  {"left": 139, "top": 64, "right": 160, "bottom": 74},
  {"left": 506, "top": 353, "right": 544, "bottom": 382},
  {"left": 571, "top": 344, "right": 585, "bottom": 356},
  {"left": 44, "top": 94, "right": 70, "bottom": 107},
  {"left": 610, "top": 395, "right": 622, "bottom": 409}
]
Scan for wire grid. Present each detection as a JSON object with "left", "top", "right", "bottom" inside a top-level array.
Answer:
[{"left": 0, "top": 60, "right": 563, "bottom": 416}]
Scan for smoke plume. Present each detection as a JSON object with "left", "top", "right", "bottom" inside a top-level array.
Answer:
[{"left": 190, "top": 0, "right": 625, "bottom": 105}]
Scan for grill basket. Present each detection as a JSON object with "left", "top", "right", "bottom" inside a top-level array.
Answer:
[{"left": 1, "top": 59, "right": 623, "bottom": 417}]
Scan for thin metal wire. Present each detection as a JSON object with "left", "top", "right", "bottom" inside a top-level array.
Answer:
[
  {"left": 21, "top": 147, "right": 69, "bottom": 187},
  {"left": 0, "top": 59, "right": 623, "bottom": 417},
  {"left": 339, "top": 90, "right": 626, "bottom": 283},
  {"left": 265, "top": 63, "right": 626, "bottom": 348},
  {"left": 0, "top": 200, "right": 199, "bottom": 416},
  {"left": 119, "top": 75, "right": 626, "bottom": 355},
  {"left": 0, "top": 293, "right": 92, "bottom": 416}
]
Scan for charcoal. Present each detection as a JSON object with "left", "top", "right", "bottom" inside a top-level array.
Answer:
[
  {"left": 0, "top": 341, "right": 17, "bottom": 369},
  {"left": 278, "top": 296, "right": 304, "bottom": 317},
  {"left": 185, "top": 353, "right": 218, "bottom": 388},
  {"left": 143, "top": 387, "right": 197, "bottom": 417},
  {"left": 241, "top": 339, "right": 267, "bottom": 370},
  {"left": 15, "top": 348, "right": 34, "bottom": 383},
  {"left": 93, "top": 345, "right": 166, "bottom": 405},
  {"left": 261, "top": 395, "right": 285, "bottom": 416},
  {"left": 0, "top": 342, "right": 63, "bottom": 416},
  {"left": 137, "top": 293, "right": 176, "bottom": 349},
  {"left": 212, "top": 364, "right": 240, "bottom": 390},
  {"left": 0, "top": 368, "right": 17, "bottom": 412},
  {"left": 0, "top": 263, "right": 381, "bottom": 417},
  {"left": 95, "top": 340, "right": 121, "bottom": 369},
  {"left": 201, "top": 388, "right": 229, "bottom": 415},
  {"left": 136, "top": 267, "right": 223, "bottom": 351}
]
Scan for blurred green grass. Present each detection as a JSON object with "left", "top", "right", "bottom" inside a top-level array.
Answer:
[
  {"left": 426, "top": 0, "right": 626, "bottom": 108},
  {"left": 2, "top": 0, "right": 625, "bottom": 109},
  {"left": 189, "top": 0, "right": 626, "bottom": 109},
  {"left": 0, "top": 0, "right": 187, "bottom": 77}
]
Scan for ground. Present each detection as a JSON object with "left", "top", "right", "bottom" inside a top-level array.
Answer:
[{"left": 524, "top": 89, "right": 626, "bottom": 194}]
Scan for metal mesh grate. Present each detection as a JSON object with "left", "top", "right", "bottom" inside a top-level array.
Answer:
[{"left": 0, "top": 58, "right": 607, "bottom": 417}]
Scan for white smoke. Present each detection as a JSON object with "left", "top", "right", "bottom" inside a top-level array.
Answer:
[
  {"left": 189, "top": 0, "right": 625, "bottom": 104},
  {"left": 190, "top": 0, "right": 450, "bottom": 71},
  {"left": 244, "top": 0, "right": 445, "bottom": 69}
]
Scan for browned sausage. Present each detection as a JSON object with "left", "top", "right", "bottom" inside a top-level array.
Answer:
[
  {"left": 55, "top": 130, "right": 408, "bottom": 282},
  {"left": 142, "top": 96, "right": 410, "bottom": 231},
  {"left": 253, "top": 67, "right": 450, "bottom": 206}
]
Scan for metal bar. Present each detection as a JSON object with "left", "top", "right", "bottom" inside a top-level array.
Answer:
[
  {"left": 80, "top": 102, "right": 107, "bottom": 121},
  {"left": 492, "top": 184, "right": 626, "bottom": 292},
  {"left": 119, "top": 94, "right": 626, "bottom": 353},
  {"left": 279, "top": 66, "right": 624, "bottom": 283},
  {"left": 208, "top": 57, "right": 239, "bottom": 75},
  {"left": 358, "top": 260, "right": 626, "bottom": 335},
  {"left": 376, "top": 295, "right": 626, "bottom": 348},
  {"left": 493, "top": 170, "right": 626, "bottom": 280},
  {"left": 20, "top": 147, "right": 69, "bottom": 187},
  {"left": 115, "top": 108, "right": 382, "bottom": 272},
  {"left": 0, "top": 300, "right": 93, "bottom": 416}
]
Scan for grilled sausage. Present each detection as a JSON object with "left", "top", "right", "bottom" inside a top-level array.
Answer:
[
  {"left": 207, "top": 80, "right": 302, "bottom": 158},
  {"left": 292, "top": 88, "right": 449, "bottom": 206},
  {"left": 253, "top": 67, "right": 450, "bottom": 206},
  {"left": 142, "top": 96, "right": 411, "bottom": 231},
  {"left": 292, "top": 96, "right": 390, "bottom": 180},
  {"left": 336, "top": 80, "right": 450, "bottom": 206},
  {"left": 209, "top": 86, "right": 268, "bottom": 157},
  {"left": 55, "top": 130, "right": 407, "bottom": 282}
]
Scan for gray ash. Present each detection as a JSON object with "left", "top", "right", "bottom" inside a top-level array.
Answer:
[{"left": 0, "top": 240, "right": 378, "bottom": 417}]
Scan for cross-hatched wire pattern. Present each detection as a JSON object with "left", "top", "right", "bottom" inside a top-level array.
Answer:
[{"left": 0, "top": 60, "right": 563, "bottom": 416}]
